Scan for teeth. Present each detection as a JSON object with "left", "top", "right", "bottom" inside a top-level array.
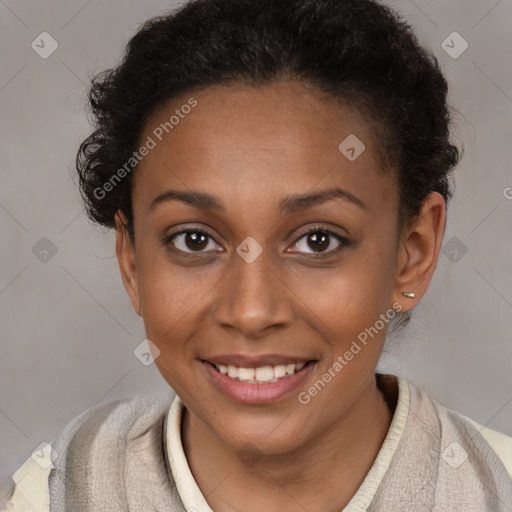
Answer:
[
  {"left": 274, "top": 365, "right": 287, "bottom": 378},
  {"left": 255, "top": 366, "right": 274, "bottom": 381},
  {"left": 238, "top": 367, "right": 255, "bottom": 380},
  {"left": 212, "top": 361, "right": 308, "bottom": 383}
]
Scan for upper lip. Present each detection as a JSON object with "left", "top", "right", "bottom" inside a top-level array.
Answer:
[{"left": 202, "top": 354, "right": 315, "bottom": 368}]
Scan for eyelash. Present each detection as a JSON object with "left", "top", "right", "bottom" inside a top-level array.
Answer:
[{"left": 164, "top": 225, "right": 352, "bottom": 256}]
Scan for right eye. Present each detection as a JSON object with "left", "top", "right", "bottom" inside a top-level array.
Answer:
[{"left": 165, "top": 228, "right": 223, "bottom": 254}]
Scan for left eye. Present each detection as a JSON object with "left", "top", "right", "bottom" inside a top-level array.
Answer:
[{"left": 288, "top": 229, "right": 349, "bottom": 254}]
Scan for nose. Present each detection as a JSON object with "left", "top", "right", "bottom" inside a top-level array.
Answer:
[{"left": 211, "top": 244, "right": 295, "bottom": 339}]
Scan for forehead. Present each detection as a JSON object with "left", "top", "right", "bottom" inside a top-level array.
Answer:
[{"left": 133, "top": 80, "right": 397, "bottom": 215}]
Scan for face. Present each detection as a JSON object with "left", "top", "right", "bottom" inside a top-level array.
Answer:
[{"left": 115, "top": 80, "right": 444, "bottom": 455}]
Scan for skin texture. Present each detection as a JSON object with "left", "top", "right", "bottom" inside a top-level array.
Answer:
[{"left": 115, "top": 80, "right": 446, "bottom": 511}]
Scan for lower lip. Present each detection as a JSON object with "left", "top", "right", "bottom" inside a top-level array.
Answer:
[{"left": 201, "top": 360, "right": 316, "bottom": 405}]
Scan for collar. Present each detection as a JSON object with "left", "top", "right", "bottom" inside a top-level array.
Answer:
[{"left": 165, "top": 374, "right": 410, "bottom": 512}]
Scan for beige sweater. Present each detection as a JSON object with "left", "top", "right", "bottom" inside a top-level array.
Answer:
[{"left": 2, "top": 374, "right": 512, "bottom": 511}]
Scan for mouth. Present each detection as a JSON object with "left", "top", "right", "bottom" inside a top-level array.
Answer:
[{"left": 200, "top": 357, "right": 317, "bottom": 404}]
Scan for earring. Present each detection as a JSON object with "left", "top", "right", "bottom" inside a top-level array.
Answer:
[{"left": 402, "top": 292, "right": 415, "bottom": 299}]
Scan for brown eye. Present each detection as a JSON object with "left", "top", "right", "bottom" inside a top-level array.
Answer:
[
  {"left": 166, "top": 229, "right": 221, "bottom": 253},
  {"left": 306, "top": 232, "right": 330, "bottom": 252},
  {"left": 289, "top": 228, "right": 351, "bottom": 255}
]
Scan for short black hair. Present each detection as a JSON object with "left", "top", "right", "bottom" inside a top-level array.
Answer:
[{"left": 76, "top": 0, "right": 462, "bottom": 333}]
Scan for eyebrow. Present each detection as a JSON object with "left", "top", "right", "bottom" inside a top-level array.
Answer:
[{"left": 149, "top": 186, "right": 367, "bottom": 214}]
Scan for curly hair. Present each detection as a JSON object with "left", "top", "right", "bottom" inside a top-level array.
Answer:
[{"left": 76, "top": 0, "right": 462, "bottom": 334}]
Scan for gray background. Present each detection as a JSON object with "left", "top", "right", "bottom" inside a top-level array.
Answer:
[{"left": 1, "top": 0, "right": 511, "bottom": 501}]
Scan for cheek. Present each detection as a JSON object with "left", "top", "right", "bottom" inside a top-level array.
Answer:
[
  {"left": 136, "top": 257, "right": 205, "bottom": 394},
  {"left": 299, "top": 244, "right": 396, "bottom": 319},
  {"left": 302, "top": 241, "right": 397, "bottom": 361},
  {"left": 135, "top": 248, "right": 203, "bottom": 346}
]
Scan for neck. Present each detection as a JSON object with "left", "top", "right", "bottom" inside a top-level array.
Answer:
[{"left": 182, "top": 373, "right": 395, "bottom": 512}]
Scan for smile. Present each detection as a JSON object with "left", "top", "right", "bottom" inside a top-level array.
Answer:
[{"left": 201, "top": 359, "right": 317, "bottom": 404}]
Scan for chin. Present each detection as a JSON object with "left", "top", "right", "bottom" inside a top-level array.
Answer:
[{"left": 215, "top": 415, "right": 309, "bottom": 457}]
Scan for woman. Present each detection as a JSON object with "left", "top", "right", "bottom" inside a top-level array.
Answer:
[{"left": 3, "top": 0, "right": 512, "bottom": 510}]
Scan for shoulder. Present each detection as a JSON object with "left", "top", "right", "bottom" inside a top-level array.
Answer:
[
  {"left": 0, "top": 393, "right": 173, "bottom": 512},
  {"left": 464, "top": 416, "right": 512, "bottom": 479},
  {"left": 406, "top": 379, "right": 512, "bottom": 480}
]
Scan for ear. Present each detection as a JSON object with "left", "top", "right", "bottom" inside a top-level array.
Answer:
[
  {"left": 393, "top": 192, "right": 446, "bottom": 311},
  {"left": 114, "top": 210, "right": 142, "bottom": 316}
]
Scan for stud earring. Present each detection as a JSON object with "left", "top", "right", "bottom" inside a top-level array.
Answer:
[{"left": 402, "top": 292, "right": 415, "bottom": 298}]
